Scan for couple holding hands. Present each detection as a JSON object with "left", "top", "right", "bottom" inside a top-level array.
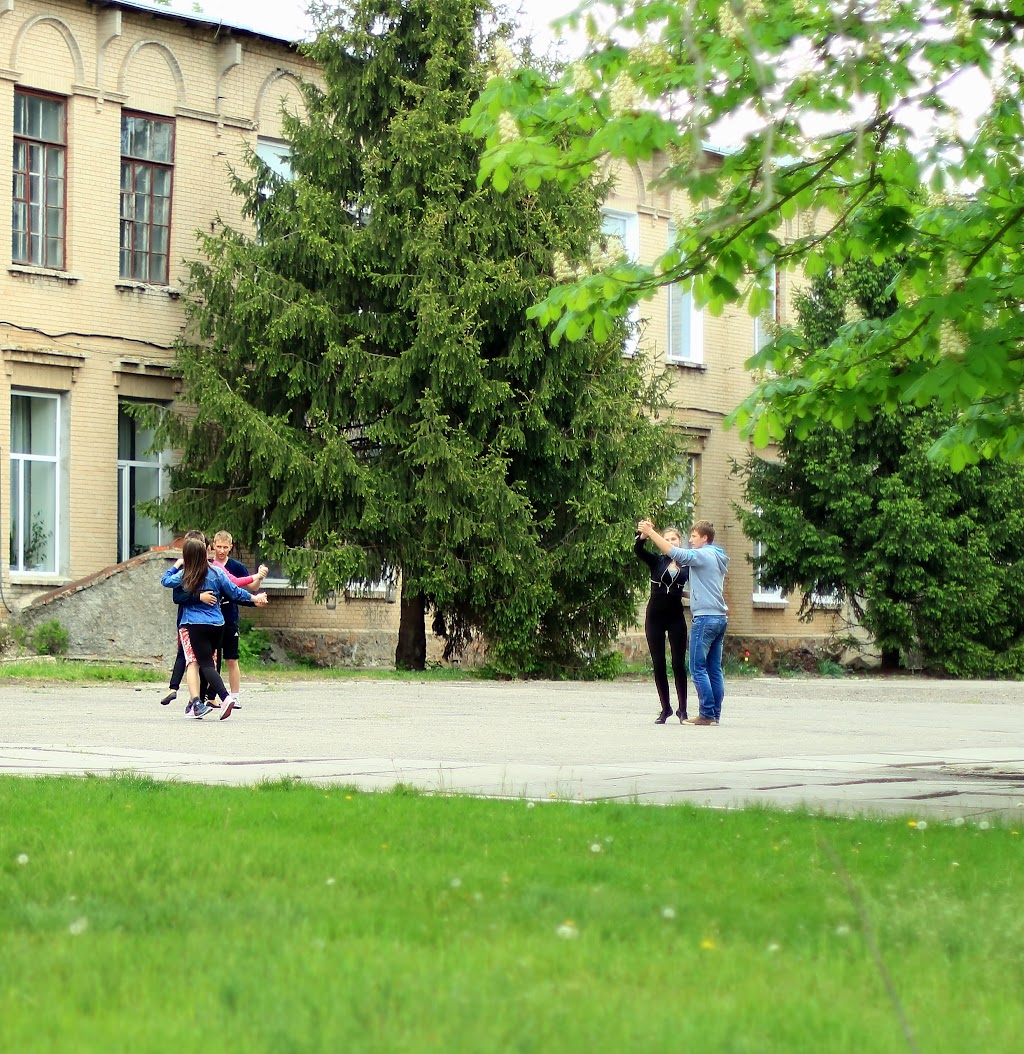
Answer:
[{"left": 634, "top": 519, "right": 729, "bottom": 727}]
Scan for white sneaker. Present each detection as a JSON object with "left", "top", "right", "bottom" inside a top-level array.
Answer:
[{"left": 219, "top": 695, "right": 237, "bottom": 721}]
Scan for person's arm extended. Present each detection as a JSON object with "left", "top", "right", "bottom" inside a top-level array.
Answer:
[
  {"left": 161, "top": 566, "right": 184, "bottom": 587},
  {"left": 638, "top": 519, "right": 692, "bottom": 562},
  {"left": 634, "top": 531, "right": 658, "bottom": 568},
  {"left": 211, "top": 566, "right": 269, "bottom": 607}
]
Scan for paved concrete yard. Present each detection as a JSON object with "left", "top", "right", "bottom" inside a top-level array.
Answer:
[{"left": 2, "top": 676, "right": 1023, "bottom": 820}]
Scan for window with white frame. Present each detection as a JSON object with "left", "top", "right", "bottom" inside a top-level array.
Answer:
[
  {"left": 255, "top": 137, "right": 293, "bottom": 182},
  {"left": 12, "top": 91, "right": 66, "bottom": 270},
  {"left": 811, "top": 587, "right": 842, "bottom": 610},
  {"left": 117, "top": 401, "right": 168, "bottom": 561},
  {"left": 10, "top": 391, "right": 61, "bottom": 574},
  {"left": 346, "top": 572, "right": 398, "bottom": 603},
  {"left": 753, "top": 262, "right": 779, "bottom": 353},
  {"left": 752, "top": 536, "right": 786, "bottom": 604},
  {"left": 666, "top": 226, "right": 703, "bottom": 364},
  {"left": 600, "top": 207, "right": 640, "bottom": 356},
  {"left": 666, "top": 452, "right": 698, "bottom": 527}
]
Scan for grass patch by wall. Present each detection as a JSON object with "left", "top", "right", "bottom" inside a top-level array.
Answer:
[{"left": 1, "top": 776, "right": 1021, "bottom": 1052}]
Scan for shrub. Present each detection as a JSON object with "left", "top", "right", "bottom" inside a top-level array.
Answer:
[
  {"left": 31, "top": 619, "right": 69, "bottom": 656},
  {"left": 237, "top": 620, "right": 274, "bottom": 665}
]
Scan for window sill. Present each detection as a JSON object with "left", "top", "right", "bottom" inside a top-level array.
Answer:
[
  {"left": 262, "top": 582, "right": 307, "bottom": 597},
  {"left": 752, "top": 595, "right": 788, "bottom": 609},
  {"left": 8, "top": 265, "right": 80, "bottom": 283},
  {"left": 666, "top": 358, "right": 706, "bottom": 371},
  {"left": 11, "top": 574, "right": 69, "bottom": 587},
  {"left": 115, "top": 282, "right": 181, "bottom": 298}
]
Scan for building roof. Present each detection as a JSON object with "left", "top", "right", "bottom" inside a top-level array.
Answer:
[{"left": 87, "top": 0, "right": 302, "bottom": 47}]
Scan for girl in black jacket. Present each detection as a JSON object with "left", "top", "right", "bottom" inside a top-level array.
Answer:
[{"left": 635, "top": 527, "right": 689, "bottom": 723}]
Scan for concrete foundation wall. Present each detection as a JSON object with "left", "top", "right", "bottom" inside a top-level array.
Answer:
[{"left": 17, "top": 549, "right": 180, "bottom": 664}]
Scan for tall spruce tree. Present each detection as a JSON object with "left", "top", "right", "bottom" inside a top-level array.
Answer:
[
  {"left": 738, "top": 260, "right": 1024, "bottom": 676},
  {"left": 153, "top": 0, "right": 679, "bottom": 673}
]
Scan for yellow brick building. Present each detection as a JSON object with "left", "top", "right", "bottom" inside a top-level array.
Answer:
[
  {"left": 601, "top": 155, "right": 843, "bottom": 666},
  {"left": 2, "top": 0, "right": 841, "bottom": 667}
]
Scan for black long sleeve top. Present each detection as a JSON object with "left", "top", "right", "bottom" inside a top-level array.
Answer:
[{"left": 634, "top": 534, "right": 689, "bottom": 598}]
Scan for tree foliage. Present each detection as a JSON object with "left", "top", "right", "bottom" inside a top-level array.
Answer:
[
  {"left": 467, "top": 0, "right": 1024, "bottom": 465},
  {"left": 152, "top": 0, "right": 681, "bottom": 674},
  {"left": 738, "top": 259, "right": 1024, "bottom": 677}
]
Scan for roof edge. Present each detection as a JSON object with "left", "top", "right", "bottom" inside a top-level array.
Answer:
[{"left": 86, "top": 0, "right": 305, "bottom": 48}]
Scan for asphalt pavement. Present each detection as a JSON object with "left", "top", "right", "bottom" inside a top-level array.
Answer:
[{"left": 2, "top": 675, "right": 1022, "bottom": 820}]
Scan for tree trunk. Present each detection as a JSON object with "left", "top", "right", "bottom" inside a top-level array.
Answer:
[{"left": 395, "top": 590, "right": 427, "bottom": 670}]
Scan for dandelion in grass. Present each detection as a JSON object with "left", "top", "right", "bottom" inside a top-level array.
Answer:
[
  {"left": 590, "top": 843, "right": 603, "bottom": 854},
  {"left": 68, "top": 917, "right": 88, "bottom": 936},
  {"left": 700, "top": 938, "right": 716, "bottom": 951},
  {"left": 526, "top": 802, "right": 536, "bottom": 809},
  {"left": 908, "top": 820, "right": 918, "bottom": 828},
  {"left": 16, "top": 853, "right": 28, "bottom": 866},
  {"left": 556, "top": 920, "right": 578, "bottom": 940},
  {"left": 835, "top": 925, "right": 851, "bottom": 937},
  {"left": 325, "top": 877, "right": 336, "bottom": 886},
  {"left": 450, "top": 877, "right": 462, "bottom": 889},
  {"left": 661, "top": 907, "right": 676, "bottom": 920},
  {"left": 953, "top": 817, "right": 966, "bottom": 827},
  {"left": 767, "top": 942, "right": 781, "bottom": 953},
  {"left": 978, "top": 821, "right": 991, "bottom": 830},
  {"left": 916, "top": 820, "right": 928, "bottom": 831},
  {"left": 951, "top": 862, "right": 960, "bottom": 868}
]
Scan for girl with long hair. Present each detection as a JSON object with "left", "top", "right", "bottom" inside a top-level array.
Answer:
[{"left": 161, "top": 535, "right": 268, "bottom": 720}]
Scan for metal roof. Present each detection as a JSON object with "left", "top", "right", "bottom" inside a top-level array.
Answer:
[{"left": 87, "top": 1, "right": 302, "bottom": 47}]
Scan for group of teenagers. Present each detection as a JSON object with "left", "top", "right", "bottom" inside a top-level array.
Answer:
[
  {"left": 635, "top": 518, "right": 730, "bottom": 727},
  {"left": 156, "top": 518, "right": 727, "bottom": 724},
  {"left": 159, "top": 530, "right": 270, "bottom": 720}
]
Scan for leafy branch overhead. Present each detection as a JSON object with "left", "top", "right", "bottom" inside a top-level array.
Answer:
[{"left": 467, "top": 0, "right": 1024, "bottom": 465}]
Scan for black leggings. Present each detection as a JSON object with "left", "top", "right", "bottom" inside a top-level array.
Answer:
[
  {"left": 178, "top": 624, "right": 229, "bottom": 702},
  {"left": 170, "top": 625, "right": 223, "bottom": 697},
  {"left": 645, "top": 593, "right": 688, "bottom": 717}
]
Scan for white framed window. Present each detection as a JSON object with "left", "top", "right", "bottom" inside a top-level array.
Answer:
[
  {"left": 752, "top": 536, "right": 787, "bottom": 605},
  {"left": 255, "top": 137, "right": 293, "bottom": 182},
  {"left": 346, "top": 573, "right": 398, "bottom": 603},
  {"left": 666, "top": 225, "right": 703, "bottom": 364},
  {"left": 811, "top": 588, "right": 842, "bottom": 610},
  {"left": 117, "top": 400, "right": 168, "bottom": 561},
  {"left": 666, "top": 453, "right": 698, "bottom": 526},
  {"left": 600, "top": 207, "right": 640, "bottom": 356},
  {"left": 10, "top": 391, "right": 62, "bottom": 574},
  {"left": 753, "top": 262, "right": 779, "bottom": 353}
]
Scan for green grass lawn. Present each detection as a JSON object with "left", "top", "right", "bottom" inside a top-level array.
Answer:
[{"left": 1, "top": 777, "right": 1021, "bottom": 1053}]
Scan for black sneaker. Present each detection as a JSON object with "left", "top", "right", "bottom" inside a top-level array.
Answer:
[
  {"left": 160, "top": 690, "right": 177, "bottom": 706},
  {"left": 193, "top": 700, "right": 212, "bottom": 719},
  {"left": 185, "top": 698, "right": 198, "bottom": 716}
]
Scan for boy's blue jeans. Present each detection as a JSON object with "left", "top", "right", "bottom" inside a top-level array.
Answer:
[{"left": 689, "top": 615, "right": 728, "bottom": 721}]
